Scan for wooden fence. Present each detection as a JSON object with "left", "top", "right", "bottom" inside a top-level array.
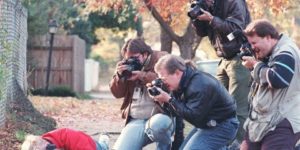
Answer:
[{"left": 27, "top": 35, "right": 85, "bottom": 93}]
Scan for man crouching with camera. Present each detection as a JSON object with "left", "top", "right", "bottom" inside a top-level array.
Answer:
[
  {"left": 148, "top": 54, "right": 239, "bottom": 149},
  {"left": 110, "top": 38, "right": 174, "bottom": 150}
]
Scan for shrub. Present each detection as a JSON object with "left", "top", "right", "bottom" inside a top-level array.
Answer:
[{"left": 30, "top": 86, "right": 76, "bottom": 97}]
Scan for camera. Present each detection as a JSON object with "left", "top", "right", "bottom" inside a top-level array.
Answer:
[
  {"left": 238, "top": 43, "right": 254, "bottom": 58},
  {"left": 120, "top": 57, "right": 143, "bottom": 79},
  {"left": 148, "top": 78, "right": 168, "bottom": 96},
  {"left": 227, "top": 30, "right": 255, "bottom": 59},
  {"left": 187, "top": 0, "right": 209, "bottom": 20}
]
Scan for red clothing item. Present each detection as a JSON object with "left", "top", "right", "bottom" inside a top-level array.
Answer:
[{"left": 42, "top": 128, "right": 97, "bottom": 150}]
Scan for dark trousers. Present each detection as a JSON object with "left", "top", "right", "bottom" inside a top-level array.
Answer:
[{"left": 241, "top": 119, "right": 300, "bottom": 150}]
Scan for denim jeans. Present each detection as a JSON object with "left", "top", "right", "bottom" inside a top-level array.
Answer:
[
  {"left": 180, "top": 117, "right": 239, "bottom": 150},
  {"left": 113, "top": 118, "right": 172, "bottom": 150}
]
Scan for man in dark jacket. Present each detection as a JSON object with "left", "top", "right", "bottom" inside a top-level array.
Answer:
[
  {"left": 150, "top": 54, "right": 239, "bottom": 149},
  {"left": 191, "top": 0, "right": 251, "bottom": 143}
]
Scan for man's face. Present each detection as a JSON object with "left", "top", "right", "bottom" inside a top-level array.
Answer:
[
  {"left": 247, "top": 34, "right": 273, "bottom": 59},
  {"left": 156, "top": 69, "right": 181, "bottom": 91}
]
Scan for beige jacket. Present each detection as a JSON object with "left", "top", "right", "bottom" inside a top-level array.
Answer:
[{"left": 244, "top": 35, "right": 300, "bottom": 142}]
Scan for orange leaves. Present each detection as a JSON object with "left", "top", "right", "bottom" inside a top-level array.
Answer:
[
  {"left": 246, "top": 0, "right": 264, "bottom": 18},
  {"left": 269, "top": 0, "right": 290, "bottom": 14},
  {"left": 82, "top": 0, "right": 125, "bottom": 13},
  {"left": 246, "top": 0, "right": 291, "bottom": 19}
]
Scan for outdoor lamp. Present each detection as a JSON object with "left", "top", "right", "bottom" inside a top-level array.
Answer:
[
  {"left": 48, "top": 19, "right": 58, "bottom": 34},
  {"left": 45, "top": 19, "right": 58, "bottom": 93}
]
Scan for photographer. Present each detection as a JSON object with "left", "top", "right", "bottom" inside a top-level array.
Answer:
[
  {"left": 150, "top": 54, "right": 239, "bottom": 149},
  {"left": 240, "top": 19, "right": 300, "bottom": 149},
  {"left": 190, "top": 0, "right": 251, "bottom": 144},
  {"left": 109, "top": 38, "right": 174, "bottom": 150}
]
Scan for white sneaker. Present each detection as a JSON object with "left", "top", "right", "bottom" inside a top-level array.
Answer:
[{"left": 98, "top": 133, "right": 110, "bottom": 149}]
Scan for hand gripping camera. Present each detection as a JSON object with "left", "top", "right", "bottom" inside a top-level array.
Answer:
[
  {"left": 120, "top": 57, "right": 143, "bottom": 79},
  {"left": 148, "top": 78, "right": 169, "bottom": 96},
  {"left": 227, "top": 30, "right": 255, "bottom": 59},
  {"left": 187, "top": 0, "right": 209, "bottom": 20}
]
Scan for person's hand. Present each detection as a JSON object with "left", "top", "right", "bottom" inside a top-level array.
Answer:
[
  {"left": 148, "top": 87, "right": 171, "bottom": 104},
  {"left": 242, "top": 56, "right": 257, "bottom": 70},
  {"left": 116, "top": 61, "right": 128, "bottom": 76},
  {"left": 196, "top": 8, "right": 214, "bottom": 22},
  {"left": 127, "top": 70, "right": 142, "bottom": 81}
]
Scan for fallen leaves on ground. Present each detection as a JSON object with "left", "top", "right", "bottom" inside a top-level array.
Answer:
[{"left": 0, "top": 96, "right": 124, "bottom": 149}]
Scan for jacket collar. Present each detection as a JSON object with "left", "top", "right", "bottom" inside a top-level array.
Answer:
[{"left": 177, "top": 66, "right": 196, "bottom": 93}]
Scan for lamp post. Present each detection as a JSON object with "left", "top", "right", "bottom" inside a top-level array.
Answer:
[{"left": 45, "top": 19, "right": 58, "bottom": 93}]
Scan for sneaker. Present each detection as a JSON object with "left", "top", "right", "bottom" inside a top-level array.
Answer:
[{"left": 98, "top": 133, "right": 110, "bottom": 150}]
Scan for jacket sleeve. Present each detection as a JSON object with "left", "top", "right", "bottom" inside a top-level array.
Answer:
[
  {"left": 109, "top": 74, "right": 130, "bottom": 98},
  {"left": 109, "top": 70, "right": 157, "bottom": 98},
  {"left": 252, "top": 51, "right": 295, "bottom": 89},
  {"left": 138, "top": 70, "right": 158, "bottom": 85},
  {"left": 168, "top": 81, "right": 214, "bottom": 127},
  {"left": 210, "top": 0, "right": 248, "bottom": 34},
  {"left": 192, "top": 20, "right": 209, "bottom": 37}
]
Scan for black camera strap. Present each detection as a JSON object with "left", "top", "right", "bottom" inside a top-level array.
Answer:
[{"left": 141, "top": 54, "right": 152, "bottom": 71}]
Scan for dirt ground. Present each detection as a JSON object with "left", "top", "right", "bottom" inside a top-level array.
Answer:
[
  {"left": 11, "top": 95, "right": 155, "bottom": 149},
  {"left": 29, "top": 96, "right": 124, "bottom": 148},
  {"left": 0, "top": 72, "right": 154, "bottom": 149}
]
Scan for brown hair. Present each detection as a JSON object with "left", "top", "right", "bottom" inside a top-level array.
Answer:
[
  {"left": 121, "top": 38, "right": 153, "bottom": 57},
  {"left": 154, "top": 54, "right": 196, "bottom": 74},
  {"left": 244, "top": 19, "right": 279, "bottom": 39}
]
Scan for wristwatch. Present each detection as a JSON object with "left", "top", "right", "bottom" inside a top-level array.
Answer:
[{"left": 168, "top": 97, "right": 175, "bottom": 104}]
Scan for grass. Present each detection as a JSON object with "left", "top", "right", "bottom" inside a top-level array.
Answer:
[{"left": 15, "top": 130, "right": 26, "bottom": 142}]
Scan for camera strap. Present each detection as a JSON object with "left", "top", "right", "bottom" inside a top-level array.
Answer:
[
  {"left": 141, "top": 54, "right": 152, "bottom": 71},
  {"left": 133, "top": 54, "right": 152, "bottom": 99}
]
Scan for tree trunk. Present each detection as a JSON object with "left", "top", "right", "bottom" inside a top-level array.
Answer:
[
  {"left": 144, "top": 0, "right": 201, "bottom": 59},
  {"left": 178, "top": 41, "right": 193, "bottom": 59},
  {"left": 160, "top": 26, "right": 172, "bottom": 53},
  {"left": 176, "top": 22, "right": 201, "bottom": 59}
]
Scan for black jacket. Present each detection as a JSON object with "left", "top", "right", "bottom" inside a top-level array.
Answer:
[
  {"left": 167, "top": 66, "right": 236, "bottom": 128},
  {"left": 193, "top": 0, "right": 251, "bottom": 59}
]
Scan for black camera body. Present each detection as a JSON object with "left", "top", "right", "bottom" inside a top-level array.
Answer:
[
  {"left": 120, "top": 57, "right": 143, "bottom": 79},
  {"left": 237, "top": 42, "right": 254, "bottom": 58},
  {"left": 148, "top": 78, "right": 168, "bottom": 96},
  {"left": 227, "top": 30, "right": 255, "bottom": 59},
  {"left": 187, "top": 0, "right": 209, "bottom": 20}
]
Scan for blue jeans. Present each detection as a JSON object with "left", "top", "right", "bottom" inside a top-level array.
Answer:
[
  {"left": 180, "top": 117, "right": 239, "bottom": 150},
  {"left": 113, "top": 118, "right": 171, "bottom": 150}
]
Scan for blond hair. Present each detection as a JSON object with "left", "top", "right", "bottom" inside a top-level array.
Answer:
[
  {"left": 21, "top": 135, "right": 49, "bottom": 150},
  {"left": 155, "top": 54, "right": 196, "bottom": 74}
]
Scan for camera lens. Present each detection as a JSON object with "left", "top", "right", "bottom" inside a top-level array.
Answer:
[{"left": 148, "top": 87, "right": 161, "bottom": 96}]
